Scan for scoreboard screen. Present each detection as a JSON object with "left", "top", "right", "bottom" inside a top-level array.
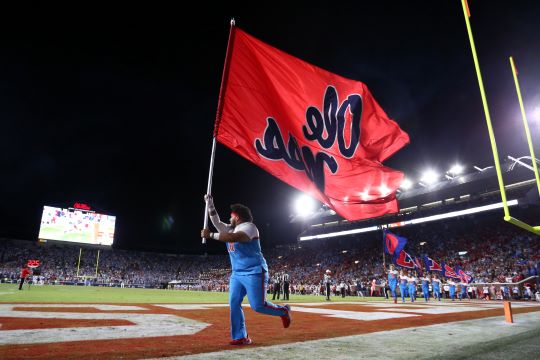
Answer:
[{"left": 38, "top": 206, "right": 116, "bottom": 246}]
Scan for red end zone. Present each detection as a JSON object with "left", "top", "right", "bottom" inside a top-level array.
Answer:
[{"left": 1, "top": 301, "right": 539, "bottom": 359}]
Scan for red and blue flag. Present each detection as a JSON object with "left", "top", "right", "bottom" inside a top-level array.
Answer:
[
  {"left": 455, "top": 266, "right": 473, "bottom": 284},
  {"left": 383, "top": 230, "right": 408, "bottom": 257},
  {"left": 442, "top": 262, "right": 461, "bottom": 280},
  {"left": 423, "top": 256, "right": 443, "bottom": 272},
  {"left": 393, "top": 250, "right": 415, "bottom": 269}
]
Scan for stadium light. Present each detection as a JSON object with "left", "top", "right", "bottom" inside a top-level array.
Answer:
[
  {"left": 342, "top": 250, "right": 348, "bottom": 253},
  {"left": 458, "top": 251, "right": 468, "bottom": 256},
  {"left": 420, "top": 169, "right": 439, "bottom": 185},
  {"left": 354, "top": 260, "right": 360, "bottom": 264},
  {"left": 532, "top": 105, "right": 540, "bottom": 122},
  {"left": 299, "top": 199, "right": 518, "bottom": 241},
  {"left": 294, "top": 194, "right": 317, "bottom": 218},
  {"left": 448, "top": 164, "right": 464, "bottom": 176},
  {"left": 400, "top": 178, "right": 413, "bottom": 190},
  {"left": 419, "top": 242, "right": 427, "bottom": 246}
]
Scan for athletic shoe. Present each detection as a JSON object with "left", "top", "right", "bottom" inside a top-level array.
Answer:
[
  {"left": 281, "top": 304, "right": 292, "bottom": 328},
  {"left": 394, "top": 298, "right": 397, "bottom": 304},
  {"left": 229, "top": 337, "right": 252, "bottom": 346}
]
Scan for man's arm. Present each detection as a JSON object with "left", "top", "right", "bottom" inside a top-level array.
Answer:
[{"left": 201, "top": 228, "right": 251, "bottom": 243}]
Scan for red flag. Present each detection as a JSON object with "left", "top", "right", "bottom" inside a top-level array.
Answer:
[
  {"left": 393, "top": 250, "right": 415, "bottom": 269},
  {"left": 215, "top": 27, "right": 409, "bottom": 221}
]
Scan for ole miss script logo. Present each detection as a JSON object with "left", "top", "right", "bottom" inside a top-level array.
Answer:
[{"left": 255, "top": 86, "right": 362, "bottom": 193}]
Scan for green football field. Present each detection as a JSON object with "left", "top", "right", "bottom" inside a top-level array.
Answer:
[
  {"left": 0, "top": 283, "right": 380, "bottom": 303},
  {"left": 39, "top": 224, "right": 93, "bottom": 243}
]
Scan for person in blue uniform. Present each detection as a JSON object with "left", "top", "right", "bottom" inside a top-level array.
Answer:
[
  {"left": 387, "top": 264, "right": 399, "bottom": 304},
  {"left": 399, "top": 270, "right": 408, "bottom": 303},
  {"left": 420, "top": 274, "right": 430, "bottom": 302},
  {"left": 432, "top": 274, "right": 442, "bottom": 301},
  {"left": 407, "top": 271, "right": 417, "bottom": 302},
  {"left": 459, "top": 281, "right": 469, "bottom": 301},
  {"left": 448, "top": 279, "right": 457, "bottom": 301},
  {"left": 202, "top": 195, "right": 291, "bottom": 345}
]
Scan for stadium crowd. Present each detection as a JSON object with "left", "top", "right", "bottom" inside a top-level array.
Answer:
[{"left": 1, "top": 212, "right": 539, "bottom": 300}]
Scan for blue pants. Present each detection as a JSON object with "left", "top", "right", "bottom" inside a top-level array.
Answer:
[
  {"left": 450, "top": 287, "right": 456, "bottom": 300},
  {"left": 422, "top": 287, "right": 429, "bottom": 301},
  {"left": 399, "top": 284, "right": 407, "bottom": 302},
  {"left": 408, "top": 284, "right": 416, "bottom": 302},
  {"left": 229, "top": 271, "right": 287, "bottom": 340},
  {"left": 389, "top": 281, "right": 397, "bottom": 300},
  {"left": 433, "top": 287, "right": 441, "bottom": 300}
]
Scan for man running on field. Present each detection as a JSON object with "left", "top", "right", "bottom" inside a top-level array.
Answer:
[{"left": 201, "top": 194, "right": 291, "bottom": 346}]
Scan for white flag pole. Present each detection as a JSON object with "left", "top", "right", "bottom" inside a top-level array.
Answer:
[
  {"left": 202, "top": 18, "right": 236, "bottom": 244},
  {"left": 202, "top": 137, "right": 217, "bottom": 244}
]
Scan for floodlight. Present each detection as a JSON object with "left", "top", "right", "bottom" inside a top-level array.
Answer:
[
  {"left": 420, "top": 170, "right": 439, "bottom": 185},
  {"left": 449, "top": 164, "right": 464, "bottom": 175},
  {"left": 294, "top": 194, "right": 316, "bottom": 217},
  {"left": 532, "top": 105, "right": 540, "bottom": 122},
  {"left": 400, "top": 178, "right": 412, "bottom": 190}
]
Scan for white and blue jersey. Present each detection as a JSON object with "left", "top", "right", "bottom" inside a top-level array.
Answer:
[
  {"left": 210, "top": 212, "right": 286, "bottom": 341},
  {"left": 459, "top": 282, "right": 468, "bottom": 300},
  {"left": 420, "top": 276, "right": 430, "bottom": 301},
  {"left": 448, "top": 280, "right": 456, "bottom": 300},
  {"left": 227, "top": 222, "right": 268, "bottom": 275},
  {"left": 407, "top": 276, "right": 417, "bottom": 302},
  {"left": 399, "top": 275, "right": 408, "bottom": 302},
  {"left": 432, "top": 278, "right": 441, "bottom": 300},
  {"left": 388, "top": 270, "right": 398, "bottom": 300}
]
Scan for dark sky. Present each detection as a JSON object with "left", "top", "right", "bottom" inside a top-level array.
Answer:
[{"left": 0, "top": 1, "right": 539, "bottom": 253}]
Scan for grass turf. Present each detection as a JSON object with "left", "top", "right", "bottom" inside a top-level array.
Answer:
[{"left": 0, "top": 283, "right": 383, "bottom": 303}]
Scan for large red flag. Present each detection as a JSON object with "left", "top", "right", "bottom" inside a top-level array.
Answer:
[{"left": 215, "top": 27, "right": 409, "bottom": 221}]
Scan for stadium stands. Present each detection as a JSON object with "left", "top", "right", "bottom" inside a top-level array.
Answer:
[{"left": 1, "top": 205, "right": 538, "bottom": 300}]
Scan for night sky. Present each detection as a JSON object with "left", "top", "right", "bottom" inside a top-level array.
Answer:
[{"left": 0, "top": 1, "right": 539, "bottom": 254}]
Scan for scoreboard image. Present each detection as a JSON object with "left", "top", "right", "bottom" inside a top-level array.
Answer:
[{"left": 38, "top": 205, "right": 116, "bottom": 246}]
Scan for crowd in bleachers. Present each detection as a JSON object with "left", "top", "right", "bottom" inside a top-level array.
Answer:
[
  {"left": 1, "top": 211, "right": 539, "bottom": 300},
  {"left": 0, "top": 240, "right": 230, "bottom": 289}
]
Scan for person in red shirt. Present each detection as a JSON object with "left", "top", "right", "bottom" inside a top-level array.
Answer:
[{"left": 19, "top": 265, "right": 32, "bottom": 290}]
